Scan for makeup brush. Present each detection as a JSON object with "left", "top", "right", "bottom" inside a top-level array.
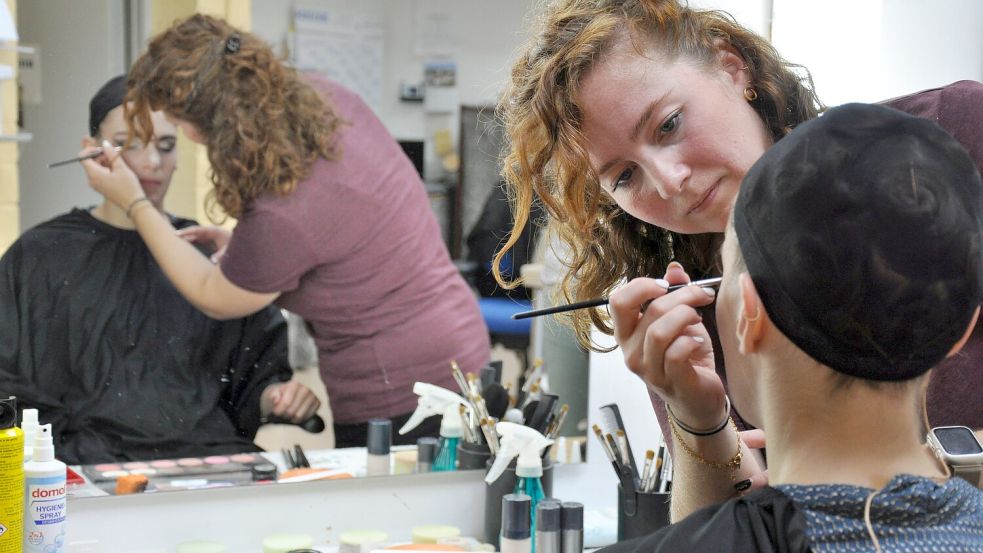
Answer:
[
  {"left": 511, "top": 277, "right": 722, "bottom": 320},
  {"left": 48, "top": 146, "right": 123, "bottom": 168},
  {"left": 481, "top": 382, "right": 510, "bottom": 420}
]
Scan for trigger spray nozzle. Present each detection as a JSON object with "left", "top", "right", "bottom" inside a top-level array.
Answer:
[
  {"left": 398, "top": 382, "right": 468, "bottom": 435},
  {"left": 484, "top": 421, "right": 553, "bottom": 484}
]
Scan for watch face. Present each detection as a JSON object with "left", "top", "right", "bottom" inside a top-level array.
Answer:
[{"left": 934, "top": 427, "right": 983, "bottom": 455}]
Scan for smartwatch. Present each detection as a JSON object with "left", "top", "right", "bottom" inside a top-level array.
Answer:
[{"left": 926, "top": 425, "right": 983, "bottom": 489}]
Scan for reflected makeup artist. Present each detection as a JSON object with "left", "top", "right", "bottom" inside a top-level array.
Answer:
[{"left": 80, "top": 14, "right": 491, "bottom": 448}]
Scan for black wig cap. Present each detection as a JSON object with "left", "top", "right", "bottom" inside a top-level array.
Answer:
[
  {"left": 733, "top": 103, "right": 983, "bottom": 381},
  {"left": 88, "top": 74, "right": 127, "bottom": 137}
]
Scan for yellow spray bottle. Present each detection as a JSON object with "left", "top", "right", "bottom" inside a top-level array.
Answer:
[{"left": 0, "top": 396, "right": 24, "bottom": 552}]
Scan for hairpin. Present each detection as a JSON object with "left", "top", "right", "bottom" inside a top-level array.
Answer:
[{"left": 224, "top": 33, "right": 241, "bottom": 55}]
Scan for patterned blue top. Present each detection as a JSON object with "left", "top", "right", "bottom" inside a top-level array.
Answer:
[{"left": 776, "top": 474, "right": 983, "bottom": 552}]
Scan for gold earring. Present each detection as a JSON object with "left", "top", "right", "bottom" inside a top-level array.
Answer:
[{"left": 744, "top": 87, "right": 758, "bottom": 102}]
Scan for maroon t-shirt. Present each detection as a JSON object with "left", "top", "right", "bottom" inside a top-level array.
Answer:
[{"left": 222, "top": 76, "right": 491, "bottom": 424}]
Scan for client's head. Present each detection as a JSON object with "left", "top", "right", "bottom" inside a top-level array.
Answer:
[
  {"left": 716, "top": 102, "right": 983, "bottom": 428},
  {"left": 87, "top": 75, "right": 178, "bottom": 210}
]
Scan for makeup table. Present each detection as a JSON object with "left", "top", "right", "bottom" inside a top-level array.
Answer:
[{"left": 64, "top": 457, "right": 595, "bottom": 552}]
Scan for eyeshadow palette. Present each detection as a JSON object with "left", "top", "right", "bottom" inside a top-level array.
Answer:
[{"left": 82, "top": 452, "right": 265, "bottom": 483}]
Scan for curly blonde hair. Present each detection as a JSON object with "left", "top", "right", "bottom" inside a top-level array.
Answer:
[
  {"left": 125, "top": 14, "right": 342, "bottom": 220},
  {"left": 496, "top": 0, "right": 822, "bottom": 351}
]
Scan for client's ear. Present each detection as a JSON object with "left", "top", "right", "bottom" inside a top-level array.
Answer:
[
  {"left": 736, "top": 273, "right": 766, "bottom": 355},
  {"left": 947, "top": 306, "right": 981, "bottom": 357},
  {"left": 81, "top": 136, "right": 98, "bottom": 148}
]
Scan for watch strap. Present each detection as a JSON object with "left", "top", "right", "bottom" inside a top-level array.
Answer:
[{"left": 951, "top": 463, "right": 983, "bottom": 490}]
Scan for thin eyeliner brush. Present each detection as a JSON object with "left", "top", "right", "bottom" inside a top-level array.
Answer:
[
  {"left": 511, "top": 277, "right": 722, "bottom": 320},
  {"left": 48, "top": 146, "right": 123, "bottom": 169}
]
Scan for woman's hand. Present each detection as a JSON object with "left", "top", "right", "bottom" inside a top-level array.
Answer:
[
  {"left": 608, "top": 262, "right": 724, "bottom": 429},
  {"left": 260, "top": 379, "right": 321, "bottom": 423},
  {"left": 177, "top": 225, "right": 233, "bottom": 263},
  {"left": 736, "top": 429, "right": 769, "bottom": 494},
  {"left": 78, "top": 139, "right": 145, "bottom": 210}
]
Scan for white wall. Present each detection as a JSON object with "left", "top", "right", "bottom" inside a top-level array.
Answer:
[
  {"left": 772, "top": 0, "right": 983, "bottom": 107},
  {"left": 250, "top": 0, "right": 533, "bottom": 180},
  {"left": 17, "top": 0, "right": 127, "bottom": 230}
]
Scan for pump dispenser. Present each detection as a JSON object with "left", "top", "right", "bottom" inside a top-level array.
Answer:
[
  {"left": 431, "top": 403, "right": 464, "bottom": 471},
  {"left": 23, "top": 424, "right": 67, "bottom": 552},
  {"left": 21, "top": 409, "right": 38, "bottom": 462},
  {"left": 485, "top": 422, "right": 553, "bottom": 552},
  {"left": 398, "top": 382, "right": 467, "bottom": 436}
]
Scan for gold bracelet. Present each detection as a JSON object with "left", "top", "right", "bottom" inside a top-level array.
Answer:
[
  {"left": 125, "top": 197, "right": 151, "bottom": 218},
  {"left": 667, "top": 412, "right": 742, "bottom": 481}
]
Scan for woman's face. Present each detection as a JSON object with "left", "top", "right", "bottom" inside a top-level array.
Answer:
[
  {"left": 578, "top": 44, "right": 773, "bottom": 235},
  {"left": 97, "top": 106, "right": 177, "bottom": 209}
]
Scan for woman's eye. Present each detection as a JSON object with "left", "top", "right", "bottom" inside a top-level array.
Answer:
[
  {"left": 660, "top": 111, "right": 681, "bottom": 135},
  {"left": 156, "top": 138, "right": 177, "bottom": 153},
  {"left": 613, "top": 166, "right": 634, "bottom": 192},
  {"left": 116, "top": 140, "right": 144, "bottom": 151}
]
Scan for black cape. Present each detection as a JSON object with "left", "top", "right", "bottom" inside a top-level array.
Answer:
[
  {"left": 600, "top": 487, "right": 811, "bottom": 553},
  {"left": 0, "top": 208, "right": 291, "bottom": 464}
]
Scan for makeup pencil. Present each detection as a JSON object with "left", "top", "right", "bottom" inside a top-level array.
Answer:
[{"left": 511, "top": 277, "right": 722, "bottom": 320}]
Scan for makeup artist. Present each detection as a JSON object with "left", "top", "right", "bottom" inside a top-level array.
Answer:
[
  {"left": 81, "top": 15, "right": 491, "bottom": 448},
  {"left": 0, "top": 75, "right": 320, "bottom": 465},
  {"left": 495, "top": 0, "right": 983, "bottom": 521}
]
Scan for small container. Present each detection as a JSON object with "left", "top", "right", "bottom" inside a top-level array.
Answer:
[
  {"left": 411, "top": 525, "right": 460, "bottom": 544},
  {"left": 252, "top": 462, "right": 278, "bottom": 482},
  {"left": 484, "top": 459, "right": 553, "bottom": 548},
  {"left": 339, "top": 529, "right": 389, "bottom": 553},
  {"left": 416, "top": 437, "right": 440, "bottom": 473},
  {"left": 617, "top": 484, "right": 670, "bottom": 541},
  {"left": 262, "top": 533, "right": 314, "bottom": 553},
  {"left": 367, "top": 419, "right": 393, "bottom": 477},
  {"left": 535, "top": 499, "right": 561, "bottom": 553},
  {"left": 456, "top": 440, "right": 491, "bottom": 470},
  {"left": 560, "top": 502, "right": 583, "bottom": 553},
  {"left": 501, "top": 493, "right": 531, "bottom": 553}
]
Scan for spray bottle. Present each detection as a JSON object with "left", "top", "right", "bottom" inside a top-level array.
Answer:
[
  {"left": 399, "top": 382, "right": 467, "bottom": 472},
  {"left": 485, "top": 422, "right": 553, "bottom": 553},
  {"left": 21, "top": 409, "right": 38, "bottom": 462},
  {"left": 431, "top": 404, "right": 465, "bottom": 471},
  {"left": 0, "top": 396, "right": 24, "bottom": 552},
  {"left": 23, "top": 424, "right": 66, "bottom": 552}
]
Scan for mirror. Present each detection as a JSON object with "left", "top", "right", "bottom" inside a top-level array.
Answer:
[{"left": 8, "top": 0, "right": 588, "bottom": 498}]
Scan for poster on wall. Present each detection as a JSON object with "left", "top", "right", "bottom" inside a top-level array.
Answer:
[{"left": 291, "top": 5, "right": 384, "bottom": 111}]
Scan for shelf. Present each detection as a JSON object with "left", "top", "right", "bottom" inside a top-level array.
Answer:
[{"left": 0, "top": 132, "right": 32, "bottom": 142}]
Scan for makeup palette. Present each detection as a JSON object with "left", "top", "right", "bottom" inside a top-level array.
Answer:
[{"left": 82, "top": 452, "right": 266, "bottom": 483}]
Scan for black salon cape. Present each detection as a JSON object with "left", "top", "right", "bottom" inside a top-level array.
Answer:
[
  {"left": 601, "top": 487, "right": 810, "bottom": 553},
  {"left": 0, "top": 208, "right": 291, "bottom": 464}
]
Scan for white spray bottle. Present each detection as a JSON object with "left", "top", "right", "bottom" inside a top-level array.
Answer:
[
  {"left": 23, "top": 423, "right": 66, "bottom": 552},
  {"left": 485, "top": 422, "right": 553, "bottom": 553},
  {"left": 21, "top": 408, "right": 38, "bottom": 462},
  {"left": 399, "top": 382, "right": 467, "bottom": 472}
]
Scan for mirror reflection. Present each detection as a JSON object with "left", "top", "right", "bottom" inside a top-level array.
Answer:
[{"left": 3, "top": 0, "right": 588, "bottom": 498}]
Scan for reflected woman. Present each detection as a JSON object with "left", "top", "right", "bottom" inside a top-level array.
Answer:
[
  {"left": 81, "top": 15, "right": 491, "bottom": 448},
  {"left": 0, "top": 75, "right": 319, "bottom": 464}
]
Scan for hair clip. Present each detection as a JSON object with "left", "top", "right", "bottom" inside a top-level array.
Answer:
[{"left": 224, "top": 33, "right": 241, "bottom": 55}]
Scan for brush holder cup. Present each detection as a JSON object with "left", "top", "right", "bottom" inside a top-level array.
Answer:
[
  {"left": 617, "top": 484, "right": 671, "bottom": 541},
  {"left": 457, "top": 440, "right": 492, "bottom": 470}
]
